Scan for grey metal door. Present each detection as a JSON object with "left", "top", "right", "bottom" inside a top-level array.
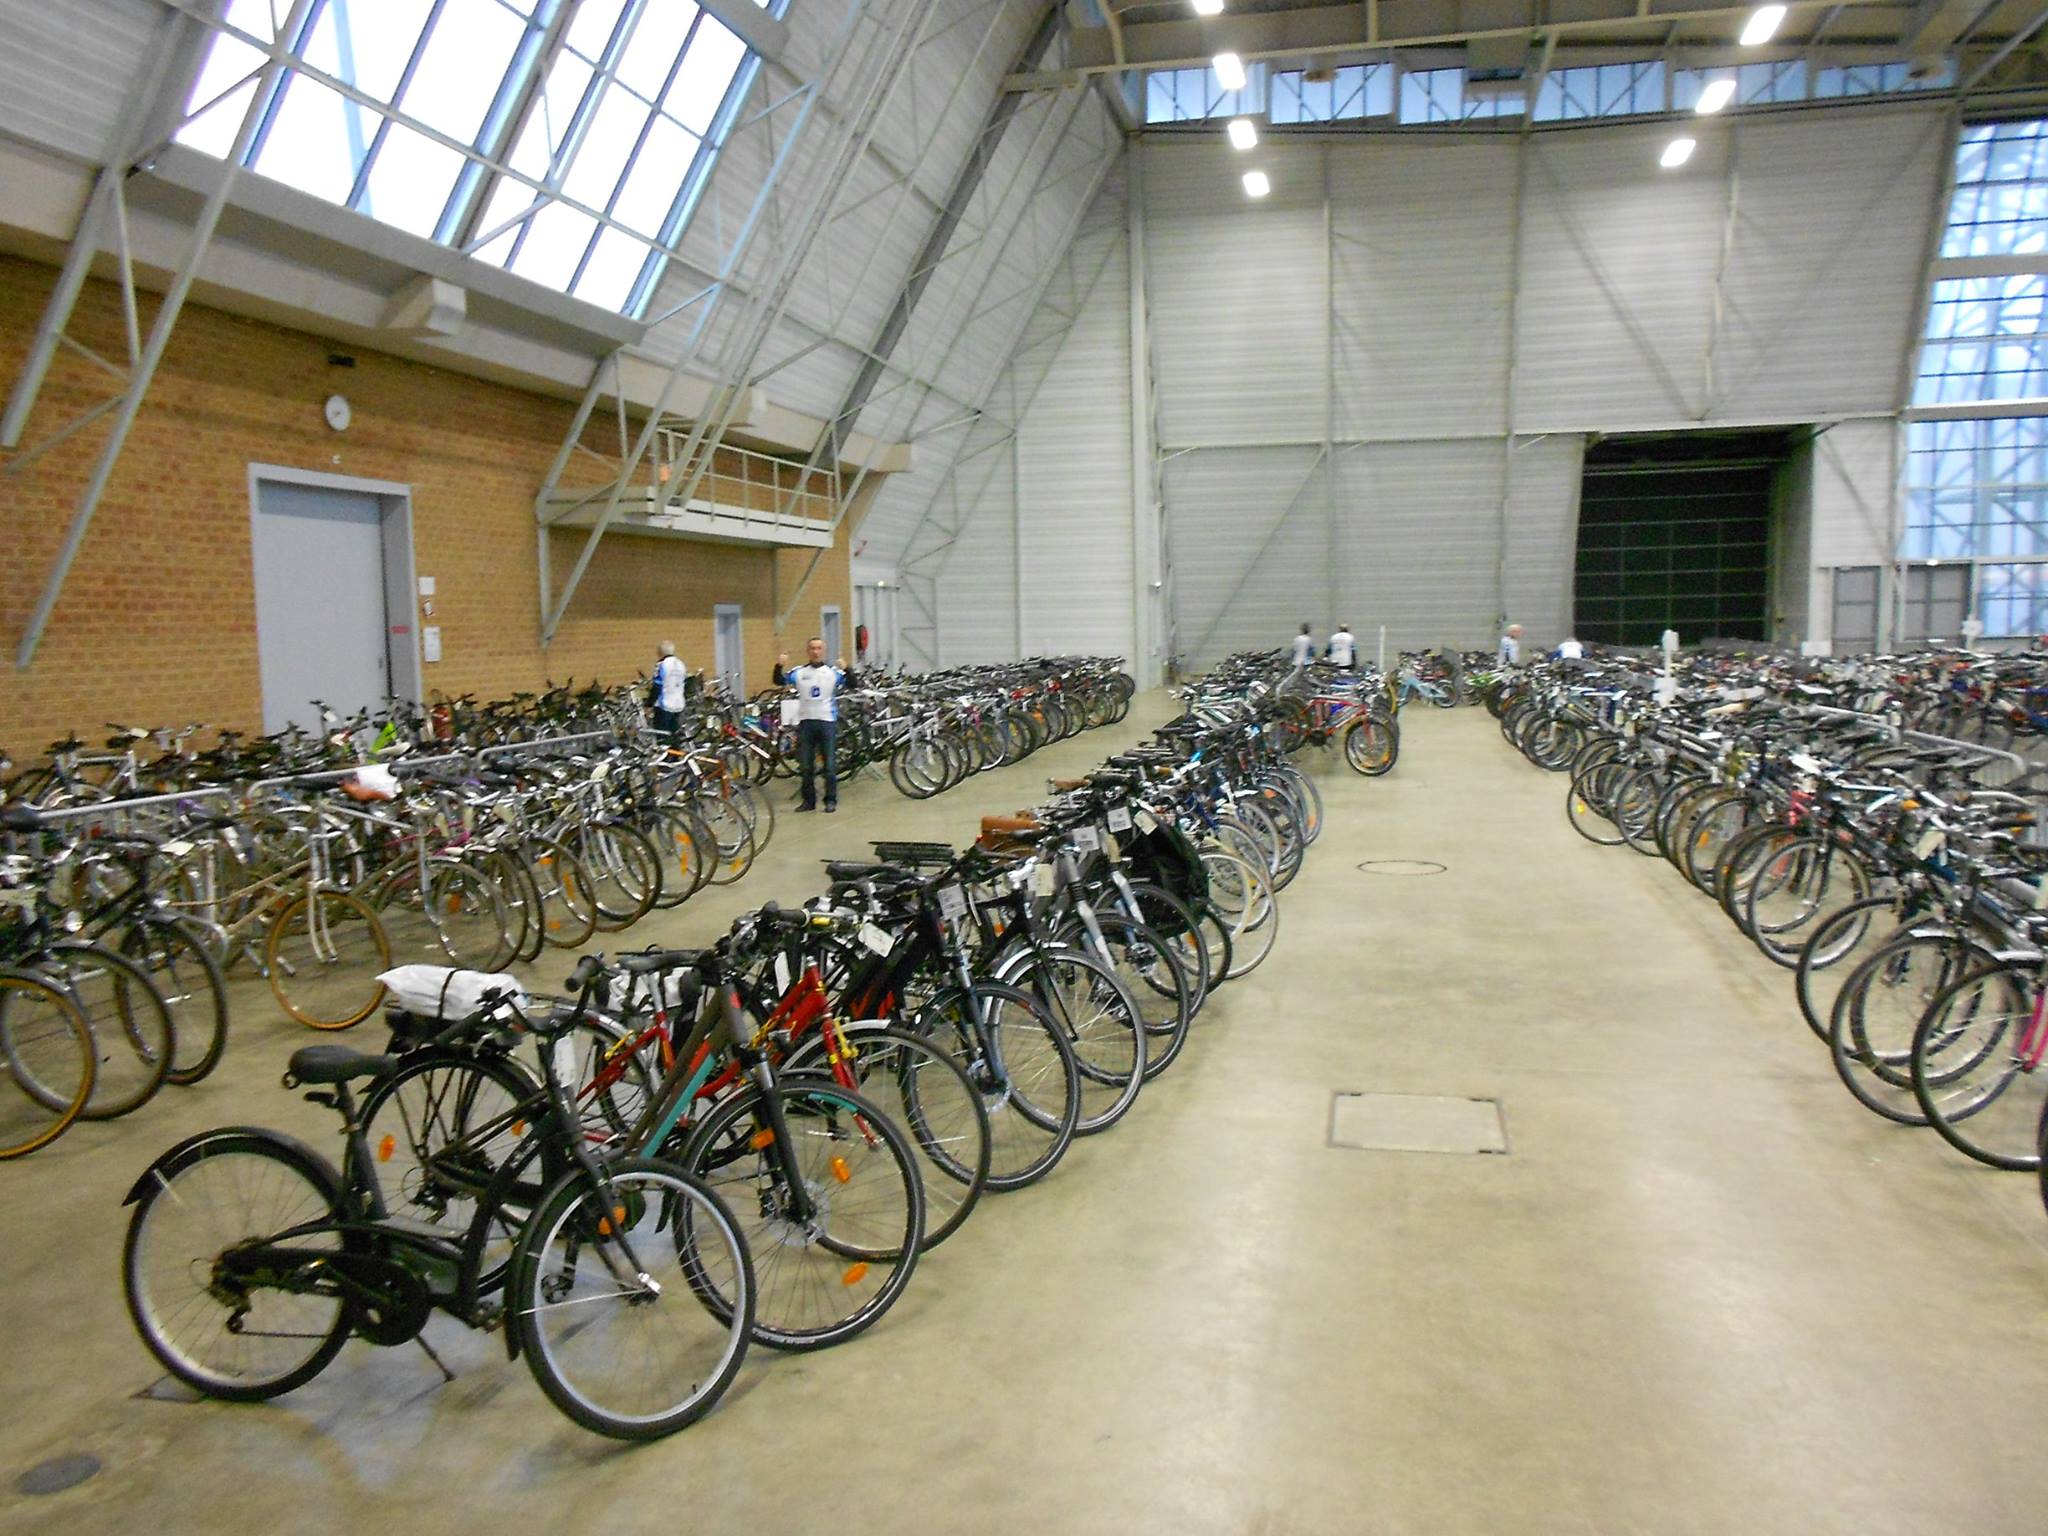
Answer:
[
  {"left": 1902, "top": 563, "right": 1969, "bottom": 645},
  {"left": 820, "top": 605, "right": 842, "bottom": 664},
  {"left": 1830, "top": 566, "right": 1879, "bottom": 654},
  {"left": 713, "top": 604, "right": 744, "bottom": 694},
  {"left": 252, "top": 481, "right": 388, "bottom": 735}
]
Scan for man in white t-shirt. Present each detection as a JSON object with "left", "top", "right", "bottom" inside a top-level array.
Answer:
[
  {"left": 1555, "top": 637, "right": 1585, "bottom": 661},
  {"left": 1290, "top": 624, "right": 1315, "bottom": 667},
  {"left": 1498, "top": 624, "right": 1523, "bottom": 666},
  {"left": 650, "top": 641, "right": 687, "bottom": 736},
  {"left": 1327, "top": 625, "right": 1356, "bottom": 669},
  {"left": 787, "top": 635, "right": 845, "bottom": 813}
]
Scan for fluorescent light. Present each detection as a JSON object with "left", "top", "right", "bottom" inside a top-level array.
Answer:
[
  {"left": 1190, "top": 0, "right": 1225, "bottom": 14},
  {"left": 1213, "top": 51, "right": 1246, "bottom": 91},
  {"left": 1227, "top": 117, "right": 1258, "bottom": 150},
  {"left": 1694, "top": 77, "right": 1736, "bottom": 115},
  {"left": 1739, "top": 4, "right": 1786, "bottom": 46},
  {"left": 1243, "top": 169, "right": 1270, "bottom": 197},
  {"left": 1660, "top": 136, "right": 1697, "bottom": 169}
]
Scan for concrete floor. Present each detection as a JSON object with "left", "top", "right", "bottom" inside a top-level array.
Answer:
[{"left": 7, "top": 700, "right": 2048, "bottom": 1535}]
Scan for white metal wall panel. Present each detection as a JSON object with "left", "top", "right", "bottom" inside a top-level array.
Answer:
[
  {"left": 1332, "top": 441, "right": 1504, "bottom": 653},
  {"left": 935, "top": 437, "right": 1019, "bottom": 663},
  {"left": 1164, "top": 447, "right": 1330, "bottom": 665},
  {"left": 1811, "top": 417, "right": 1900, "bottom": 568},
  {"left": 0, "top": 0, "right": 166, "bottom": 163},
  {"left": 1516, "top": 128, "right": 1727, "bottom": 432},
  {"left": 1329, "top": 138, "right": 1517, "bottom": 442},
  {"left": 1709, "top": 110, "right": 1945, "bottom": 423},
  {"left": 1143, "top": 139, "right": 1330, "bottom": 447},
  {"left": 1503, "top": 434, "right": 1584, "bottom": 649},
  {"left": 1016, "top": 227, "right": 1134, "bottom": 660}
]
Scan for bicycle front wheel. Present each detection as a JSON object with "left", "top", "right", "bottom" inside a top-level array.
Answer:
[
  {"left": 266, "top": 889, "right": 390, "bottom": 1030},
  {"left": 511, "top": 1157, "right": 753, "bottom": 1440},
  {"left": 0, "top": 969, "right": 95, "bottom": 1158}
]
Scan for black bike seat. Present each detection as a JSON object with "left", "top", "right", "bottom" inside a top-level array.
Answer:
[
  {"left": 288, "top": 1045, "right": 399, "bottom": 1085},
  {"left": 1, "top": 802, "right": 43, "bottom": 832}
]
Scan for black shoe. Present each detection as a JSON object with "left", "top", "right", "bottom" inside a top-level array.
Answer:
[
  {"left": 825, "top": 803, "right": 838, "bottom": 813},
  {"left": 796, "top": 802, "right": 817, "bottom": 813}
]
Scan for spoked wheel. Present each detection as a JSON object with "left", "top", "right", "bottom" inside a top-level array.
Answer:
[
  {"left": 1911, "top": 964, "right": 2048, "bottom": 1170},
  {"left": 118, "top": 916, "right": 231, "bottom": 1087},
  {"left": 0, "top": 969, "right": 96, "bottom": 1158},
  {"left": 267, "top": 889, "right": 390, "bottom": 1030},
  {"left": 677, "top": 1082, "right": 922, "bottom": 1351},
  {"left": 916, "top": 981, "right": 1081, "bottom": 1191},
  {"left": 123, "top": 1132, "right": 350, "bottom": 1400},
  {"left": 40, "top": 939, "right": 174, "bottom": 1118},
  {"left": 1199, "top": 848, "right": 1280, "bottom": 977},
  {"left": 511, "top": 1157, "right": 753, "bottom": 1440},
  {"left": 999, "top": 946, "right": 1145, "bottom": 1136}
]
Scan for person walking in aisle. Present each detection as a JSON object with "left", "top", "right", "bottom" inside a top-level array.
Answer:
[
  {"left": 785, "top": 636, "right": 844, "bottom": 813},
  {"left": 1327, "top": 623, "right": 1357, "bottom": 669},
  {"left": 1290, "top": 624, "right": 1315, "bottom": 666},
  {"left": 650, "top": 641, "right": 687, "bottom": 737},
  {"left": 1498, "top": 623, "right": 1523, "bottom": 666}
]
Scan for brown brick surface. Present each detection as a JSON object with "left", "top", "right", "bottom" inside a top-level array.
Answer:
[{"left": 0, "top": 255, "right": 853, "bottom": 757}]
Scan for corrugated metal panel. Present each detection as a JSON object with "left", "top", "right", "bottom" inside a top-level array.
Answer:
[
  {"left": 0, "top": 0, "right": 166, "bottom": 163},
  {"left": 1144, "top": 139, "right": 1330, "bottom": 447},
  {"left": 1330, "top": 138, "right": 1517, "bottom": 441},
  {"left": 936, "top": 436, "right": 1019, "bottom": 663},
  {"left": 1811, "top": 417, "right": 1899, "bottom": 567},
  {"left": 1016, "top": 225, "right": 1133, "bottom": 660},
  {"left": 1164, "top": 446, "right": 1329, "bottom": 665},
  {"left": 1711, "top": 110, "right": 1945, "bottom": 422},
  {"left": 1504, "top": 435, "right": 1583, "bottom": 649},
  {"left": 1516, "top": 128, "right": 1727, "bottom": 432},
  {"left": 1332, "top": 441, "right": 1505, "bottom": 653}
]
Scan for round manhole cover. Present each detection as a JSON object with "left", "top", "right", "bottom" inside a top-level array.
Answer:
[
  {"left": 16, "top": 1453, "right": 101, "bottom": 1497},
  {"left": 1357, "top": 860, "right": 1446, "bottom": 877}
]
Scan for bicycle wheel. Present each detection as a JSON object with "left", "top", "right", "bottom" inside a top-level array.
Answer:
[
  {"left": 1741, "top": 842, "right": 1871, "bottom": 968},
  {"left": 915, "top": 980, "right": 1080, "bottom": 1191},
  {"left": 1794, "top": 899, "right": 1914, "bottom": 1042},
  {"left": 1911, "top": 964, "right": 2048, "bottom": 1170},
  {"left": 1054, "top": 914, "right": 1195, "bottom": 1081},
  {"left": 576, "top": 821, "right": 662, "bottom": 930},
  {"left": 1566, "top": 761, "right": 1627, "bottom": 847},
  {"left": 42, "top": 940, "right": 175, "bottom": 1119},
  {"left": 119, "top": 915, "right": 230, "bottom": 1087},
  {"left": 510, "top": 1157, "right": 753, "bottom": 1440},
  {"left": 376, "top": 858, "right": 514, "bottom": 972},
  {"left": 266, "top": 889, "right": 391, "bottom": 1030},
  {"left": 1200, "top": 848, "right": 1280, "bottom": 978},
  {"left": 691, "top": 797, "right": 756, "bottom": 886},
  {"left": 526, "top": 838, "right": 598, "bottom": 950},
  {"left": 643, "top": 808, "right": 707, "bottom": 911},
  {"left": 783, "top": 1023, "right": 991, "bottom": 1249},
  {"left": 999, "top": 945, "right": 1145, "bottom": 1135},
  {"left": 1830, "top": 933, "right": 1981, "bottom": 1124},
  {"left": 357, "top": 1049, "right": 542, "bottom": 1290},
  {"left": 123, "top": 1131, "right": 350, "bottom": 1400},
  {"left": 1343, "top": 718, "right": 1398, "bottom": 776},
  {"left": 1121, "top": 880, "right": 1213, "bottom": 1020},
  {"left": 0, "top": 969, "right": 95, "bottom": 1158},
  {"left": 678, "top": 1082, "right": 922, "bottom": 1352}
]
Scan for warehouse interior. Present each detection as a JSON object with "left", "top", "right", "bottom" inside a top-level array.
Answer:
[{"left": 7, "top": 0, "right": 2048, "bottom": 1530}]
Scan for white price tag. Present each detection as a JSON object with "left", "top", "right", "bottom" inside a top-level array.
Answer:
[
  {"left": 1106, "top": 805, "right": 1132, "bottom": 833},
  {"left": 937, "top": 883, "right": 968, "bottom": 922},
  {"left": 1914, "top": 827, "right": 1945, "bottom": 859},
  {"left": 858, "top": 922, "right": 895, "bottom": 956},
  {"left": 773, "top": 952, "right": 793, "bottom": 993},
  {"left": 1071, "top": 825, "right": 1100, "bottom": 854},
  {"left": 1103, "top": 829, "right": 1120, "bottom": 860},
  {"left": 1133, "top": 807, "right": 1158, "bottom": 834},
  {"left": 592, "top": 760, "right": 611, "bottom": 783},
  {"left": 551, "top": 1035, "right": 579, "bottom": 1087},
  {"left": 161, "top": 838, "right": 194, "bottom": 858},
  {"left": 1033, "top": 861, "right": 1056, "bottom": 897}
]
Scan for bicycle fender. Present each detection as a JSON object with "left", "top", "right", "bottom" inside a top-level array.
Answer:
[{"left": 123, "top": 1126, "right": 343, "bottom": 1206}]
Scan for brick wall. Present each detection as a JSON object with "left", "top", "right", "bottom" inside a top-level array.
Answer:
[{"left": 0, "top": 255, "right": 853, "bottom": 757}]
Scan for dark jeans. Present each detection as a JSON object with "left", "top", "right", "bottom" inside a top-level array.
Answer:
[
  {"left": 797, "top": 718, "right": 838, "bottom": 807},
  {"left": 651, "top": 707, "right": 680, "bottom": 737}
]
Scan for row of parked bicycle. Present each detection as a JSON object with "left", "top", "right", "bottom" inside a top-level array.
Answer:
[
  {"left": 116, "top": 654, "right": 1338, "bottom": 1440},
  {"left": 1495, "top": 645, "right": 2048, "bottom": 1215},
  {"left": 706, "top": 657, "right": 1136, "bottom": 799}
]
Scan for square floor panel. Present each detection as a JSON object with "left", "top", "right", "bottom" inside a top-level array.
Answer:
[{"left": 1328, "top": 1092, "right": 1507, "bottom": 1155}]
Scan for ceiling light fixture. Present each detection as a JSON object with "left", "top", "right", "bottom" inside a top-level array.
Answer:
[
  {"left": 1213, "top": 51, "right": 1247, "bottom": 91},
  {"left": 1191, "top": 0, "right": 1225, "bottom": 15},
  {"left": 1660, "top": 136, "right": 1697, "bottom": 169},
  {"left": 1739, "top": 5, "right": 1786, "bottom": 47},
  {"left": 1694, "top": 77, "right": 1736, "bottom": 114},
  {"left": 1227, "top": 117, "right": 1258, "bottom": 150},
  {"left": 1243, "top": 169, "right": 1270, "bottom": 197}
]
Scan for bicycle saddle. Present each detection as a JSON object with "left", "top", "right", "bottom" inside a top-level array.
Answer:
[
  {"left": 823, "top": 859, "right": 918, "bottom": 883},
  {"left": 287, "top": 1045, "right": 399, "bottom": 1085},
  {"left": 1, "top": 802, "right": 43, "bottom": 832}
]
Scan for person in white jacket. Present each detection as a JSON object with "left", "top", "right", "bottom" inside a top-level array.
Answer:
[
  {"left": 650, "top": 641, "right": 687, "bottom": 736},
  {"left": 1327, "top": 625, "right": 1356, "bottom": 669},
  {"left": 785, "top": 636, "right": 845, "bottom": 812}
]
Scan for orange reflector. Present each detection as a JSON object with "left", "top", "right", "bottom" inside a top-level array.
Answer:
[
  {"left": 748, "top": 1128, "right": 776, "bottom": 1150},
  {"left": 596, "top": 1204, "right": 627, "bottom": 1236},
  {"left": 511, "top": 1119, "right": 527, "bottom": 1137},
  {"left": 377, "top": 1134, "right": 395, "bottom": 1162},
  {"left": 446, "top": 896, "right": 463, "bottom": 914},
  {"left": 830, "top": 1155, "right": 852, "bottom": 1184},
  {"left": 841, "top": 1262, "right": 869, "bottom": 1287}
]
